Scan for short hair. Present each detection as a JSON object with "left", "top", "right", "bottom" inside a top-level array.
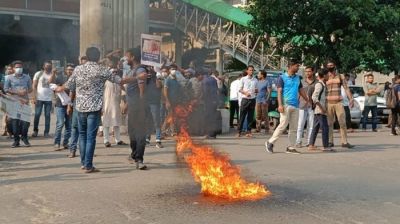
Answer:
[
  {"left": 366, "top": 73, "right": 374, "bottom": 78},
  {"left": 161, "top": 66, "right": 170, "bottom": 71},
  {"left": 288, "top": 58, "right": 301, "bottom": 67},
  {"left": 247, "top": 65, "right": 255, "bottom": 70},
  {"left": 86, "top": 47, "right": 101, "bottom": 62},
  {"left": 259, "top": 70, "right": 267, "bottom": 78},
  {"left": 66, "top": 63, "right": 75, "bottom": 68},
  {"left": 43, "top": 60, "right": 52, "bottom": 66},
  {"left": 326, "top": 59, "right": 336, "bottom": 66},
  {"left": 11, "top": 60, "right": 23, "bottom": 67},
  {"left": 305, "top": 66, "right": 314, "bottom": 71},
  {"left": 317, "top": 68, "right": 329, "bottom": 78},
  {"left": 126, "top": 48, "right": 141, "bottom": 63},
  {"left": 80, "top": 56, "right": 88, "bottom": 61},
  {"left": 344, "top": 73, "right": 350, "bottom": 78}
]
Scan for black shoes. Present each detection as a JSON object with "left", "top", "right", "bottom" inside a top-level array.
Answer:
[
  {"left": 286, "top": 147, "right": 301, "bottom": 154},
  {"left": 341, "top": 143, "right": 355, "bottom": 149},
  {"left": 265, "top": 142, "right": 273, "bottom": 153},
  {"left": 136, "top": 161, "right": 147, "bottom": 170},
  {"left": 12, "top": 141, "right": 20, "bottom": 148},
  {"left": 104, "top": 142, "right": 112, "bottom": 147}
]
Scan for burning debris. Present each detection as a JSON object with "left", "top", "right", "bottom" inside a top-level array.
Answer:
[{"left": 173, "top": 103, "right": 271, "bottom": 201}]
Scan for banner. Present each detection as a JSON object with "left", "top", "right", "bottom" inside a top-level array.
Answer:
[
  {"left": 0, "top": 95, "right": 31, "bottom": 123},
  {"left": 141, "top": 34, "right": 162, "bottom": 67}
]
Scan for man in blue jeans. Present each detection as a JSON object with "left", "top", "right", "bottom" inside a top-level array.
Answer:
[
  {"left": 50, "top": 63, "right": 74, "bottom": 150},
  {"left": 32, "top": 61, "right": 54, "bottom": 138},
  {"left": 362, "top": 73, "right": 379, "bottom": 132},
  {"left": 146, "top": 68, "right": 163, "bottom": 148},
  {"left": 57, "top": 47, "right": 131, "bottom": 173}
]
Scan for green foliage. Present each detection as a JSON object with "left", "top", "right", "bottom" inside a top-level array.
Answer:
[{"left": 248, "top": 0, "right": 400, "bottom": 73}]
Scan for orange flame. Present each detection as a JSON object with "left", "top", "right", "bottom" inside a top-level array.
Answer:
[{"left": 173, "top": 104, "right": 271, "bottom": 201}]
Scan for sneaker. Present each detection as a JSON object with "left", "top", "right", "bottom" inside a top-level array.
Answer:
[
  {"left": 390, "top": 132, "right": 398, "bottom": 136},
  {"left": 372, "top": 129, "right": 378, "bottom": 132},
  {"left": 31, "top": 131, "right": 38, "bottom": 137},
  {"left": 286, "top": 147, "right": 301, "bottom": 154},
  {"left": 328, "top": 142, "right": 334, "bottom": 147},
  {"left": 68, "top": 151, "right": 76, "bottom": 158},
  {"left": 155, "top": 142, "right": 163, "bottom": 149},
  {"left": 117, "top": 141, "right": 127, "bottom": 145},
  {"left": 54, "top": 144, "right": 62, "bottom": 151},
  {"left": 22, "top": 138, "right": 31, "bottom": 147},
  {"left": 136, "top": 162, "right": 147, "bottom": 170},
  {"left": 11, "top": 141, "right": 20, "bottom": 148},
  {"left": 265, "top": 142, "right": 273, "bottom": 153},
  {"left": 341, "top": 143, "right": 355, "bottom": 149},
  {"left": 104, "top": 142, "right": 111, "bottom": 148}
]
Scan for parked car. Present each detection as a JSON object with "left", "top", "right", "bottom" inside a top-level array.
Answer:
[{"left": 349, "top": 85, "right": 389, "bottom": 123}]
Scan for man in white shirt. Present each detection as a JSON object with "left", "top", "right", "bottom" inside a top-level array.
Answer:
[
  {"left": 237, "top": 66, "right": 257, "bottom": 137},
  {"left": 229, "top": 74, "right": 242, "bottom": 128},
  {"left": 32, "top": 61, "right": 54, "bottom": 138}
]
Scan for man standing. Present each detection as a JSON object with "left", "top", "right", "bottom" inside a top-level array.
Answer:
[
  {"left": 296, "top": 66, "right": 316, "bottom": 147},
  {"left": 362, "top": 73, "right": 379, "bottom": 132},
  {"left": 32, "top": 61, "right": 54, "bottom": 138},
  {"left": 145, "top": 68, "right": 164, "bottom": 149},
  {"left": 325, "top": 61, "right": 355, "bottom": 148},
  {"left": 202, "top": 68, "right": 219, "bottom": 139},
  {"left": 188, "top": 70, "right": 204, "bottom": 135},
  {"left": 308, "top": 69, "right": 333, "bottom": 152},
  {"left": 237, "top": 65, "right": 257, "bottom": 138},
  {"left": 58, "top": 47, "right": 126, "bottom": 173},
  {"left": 50, "top": 63, "right": 74, "bottom": 150},
  {"left": 255, "top": 70, "right": 271, "bottom": 134},
  {"left": 164, "top": 65, "right": 182, "bottom": 136},
  {"left": 229, "top": 74, "right": 242, "bottom": 128},
  {"left": 4, "top": 61, "right": 33, "bottom": 147},
  {"left": 265, "top": 59, "right": 310, "bottom": 154},
  {"left": 390, "top": 76, "right": 400, "bottom": 135}
]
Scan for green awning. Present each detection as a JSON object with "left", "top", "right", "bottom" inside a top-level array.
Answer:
[{"left": 182, "top": 0, "right": 253, "bottom": 27}]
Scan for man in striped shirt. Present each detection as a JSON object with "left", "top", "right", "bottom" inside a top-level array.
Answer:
[{"left": 325, "top": 61, "right": 355, "bottom": 148}]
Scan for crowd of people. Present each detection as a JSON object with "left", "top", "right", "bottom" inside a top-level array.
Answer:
[{"left": 1, "top": 50, "right": 400, "bottom": 172}]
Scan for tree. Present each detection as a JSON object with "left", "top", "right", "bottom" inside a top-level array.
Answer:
[{"left": 248, "top": 0, "right": 400, "bottom": 74}]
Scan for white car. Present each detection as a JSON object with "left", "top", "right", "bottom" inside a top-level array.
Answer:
[{"left": 349, "top": 85, "right": 390, "bottom": 122}]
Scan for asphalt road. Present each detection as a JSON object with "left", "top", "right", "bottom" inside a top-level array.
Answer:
[{"left": 1, "top": 114, "right": 400, "bottom": 224}]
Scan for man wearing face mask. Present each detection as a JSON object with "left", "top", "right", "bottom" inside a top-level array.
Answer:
[
  {"left": 4, "top": 60, "right": 33, "bottom": 148},
  {"left": 1, "top": 65, "right": 13, "bottom": 136},
  {"left": 32, "top": 61, "right": 54, "bottom": 138},
  {"left": 325, "top": 61, "right": 355, "bottom": 149}
]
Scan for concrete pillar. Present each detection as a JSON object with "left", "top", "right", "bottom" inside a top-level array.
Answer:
[
  {"left": 80, "top": 0, "right": 149, "bottom": 57},
  {"left": 216, "top": 48, "right": 224, "bottom": 74},
  {"left": 174, "top": 31, "right": 182, "bottom": 66}
]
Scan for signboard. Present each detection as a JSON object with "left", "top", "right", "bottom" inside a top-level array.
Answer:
[
  {"left": 141, "top": 34, "right": 162, "bottom": 67},
  {"left": 0, "top": 95, "right": 31, "bottom": 123}
]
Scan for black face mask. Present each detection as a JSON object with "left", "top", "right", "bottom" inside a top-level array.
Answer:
[{"left": 327, "top": 67, "right": 335, "bottom": 72}]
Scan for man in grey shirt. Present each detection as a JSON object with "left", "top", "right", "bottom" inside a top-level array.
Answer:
[{"left": 362, "top": 73, "right": 379, "bottom": 132}]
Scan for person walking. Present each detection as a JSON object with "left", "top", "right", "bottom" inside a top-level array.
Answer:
[
  {"left": 362, "top": 73, "right": 379, "bottom": 132},
  {"left": 237, "top": 65, "right": 257, "bottom": 138},
  {"left": 389, "top": 76, "right": 400, "bottom": 135},
  {"left": 265, "top": 59, "right": 310, "bottom": 154},
  {"left": 229, "top": 74, "right": 242, "bottom": 128},
  {"left": 308, "top": 69, "right": 334, "bottom": 152},
  {"left": 4, "top": 60, "right": 33, "bottom": 147},
  {"left": 296, "top": 66, "right": 316, "bottom": 147},
  {"left": 202, "top": 68, "right": 219, "bottom": 139},
  {"left": 32, "top": 61, "right": 54, "bottom": 138},
  {"left": 325, "top": 61, "right": 355, "bottom": 148}
]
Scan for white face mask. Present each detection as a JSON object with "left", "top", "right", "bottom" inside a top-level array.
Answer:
[
  {"left": 170, "top": 69, "right": 176, "bottom": 75},
  {"left": 161, "top": 72, "right": 168, "bottom": 77},
  {"left": 14, "top": 68, "right": 23, "bottom": 75}
]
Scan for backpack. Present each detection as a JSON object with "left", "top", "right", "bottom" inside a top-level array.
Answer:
[
  {"left": 312, "top": 82, "right": 325, "bottom": 110},
  {"left": 386, "top": 84, "right": 399, "bottom": 109}
]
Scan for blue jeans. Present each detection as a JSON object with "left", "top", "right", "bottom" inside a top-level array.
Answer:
[
  {"left": 362, "top": 106, "right": 378, "bottom": 130},
  {"left": 11, "top": 119, "right": 30, "bottom": 143},
  {"left": 34, "top": 100, "right": 52, "bottom": 134},
  {"left": 54, "top": 106, "right": 71, "bottom": 146},
  {"left": 69, "top": 109, "right": 79, "bottom": 152},
  {"left": 146, "top": 104, "right": 161, "bottom": 141},
  {"left": 78, "top": 110, "right": 100, "bottom": 169},
  {"left": 160, "top": 103, "right": 167, "bottom": 128}
]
